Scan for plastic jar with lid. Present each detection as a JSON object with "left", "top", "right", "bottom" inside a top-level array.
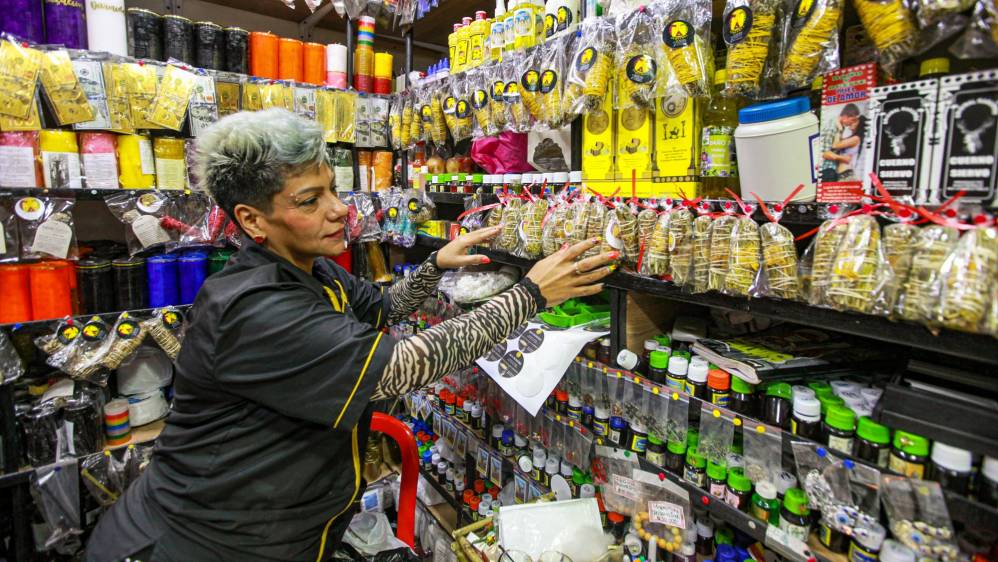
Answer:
[
  {"left": 791, "top": 385, "right": 815, "bottom": 400},
  {"left": 729, "top": 377, "right": 757, "bottom": 418},
  {"left": 616, "top": 348, "right": 639, "bottom": 372},
  {"left": 791, "top": 395, "right": 822, "bottom": 440},
  {"left": 708, "top": 369, "right": 731, "bottom": 406},
  {"left": 818, "top": 392, "right": 845, "bottom": 416},
  {"left": 491, "top": 424, "right": 505, "bottom": 449},
  {"left": 514, "top": 433, "right": 528, "bottom": 456},
  {"left": 436, "top": 461, "right": 448, "bottom": 483},
  {"left": 695, "top": 517, "right": 715, "bottom": 556},
  {"left": 763, "top": 383, "right": 793, "bottom": 429},
  {"left": 608, "top": 415, "right": 627, "bottom": 448},
  {"left": 778, "top": 488, "right": 811, "bottom": 542},
  {"left": 567, "top": 394, "right": 582, "bottom": 421},
  {"left": 531, "top": 446, "right": 546, "bottom": 481},
  {"left": 665, "top": 439, "right": 687, "bottom": 475},
  {"left": 879, "top": 540, "right": 916, "bottom": 562},
  {"left": 629, "top": 419, "right": 648, "bottom": 454},
  {"left": 555, "top": 390, "right": 569, "bottom": 415},
  {"left": 592, "top": 405, "right": 609, "bottom": 436},
  {"left": 597, "top": 337, "right": 612, "bottom": 364},
  {"left": 929, "top": 441, "right": 973, "bottom": 495},
  {"left": 684, "top": 449, "right": 707, "bottom": 489},
  {"left": 499, "top": 429, "right": 515, "bottom": 457},
  {"left": 470, "top": 402, "right": 484, "bottom": 433},
  {"left": 648, "top": 349, "right": 670, "bottom": 385},
  {"left": 707, "top": 461, "right": 728, "bottom": 498},
  {"left": 889, "top": 431, "right": 930, "bottom": 479},
  {"left": 646, "top": 434, "right": 666, "bottom": 466},
  {"left": 666, "top": 355, "right": 689, "bottom": 391},
  {"left": 750, "top": 481, "right": 779, "bottom": 524},
  {"left": 640, "top": 339, "right": 658, "bottom": 376},
  {"left": 818, "top": 519, "right": 849, "bottom": 553},
  {"left": 734, "top": 97, "right": 819, "bottom": 201},
  {"left": 544, "top": 457, "right": 560, "bottom": 485},
  {"left": 725, "top": 467, "right": 752, "bottom": 511},
  {"left": 848, "top": 522, "right": 886, "bottom": 562},
  {"left": 824, "top": 405, "right": 857, "bottom": 454},
  {"left": 686, "top": 360, "right": 709, "bottom": 399}
]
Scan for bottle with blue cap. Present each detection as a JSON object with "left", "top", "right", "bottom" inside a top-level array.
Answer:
[{"left": 734, "top": 96, "right": 819, "bottom": 202}]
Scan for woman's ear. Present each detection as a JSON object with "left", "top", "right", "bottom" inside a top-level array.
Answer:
[{"left": 233, "top": 204, "right": 265, "bottom": 239}]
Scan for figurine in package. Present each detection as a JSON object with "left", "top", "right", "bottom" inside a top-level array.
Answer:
[{"left": 15, "top": 196, "right": 78, "bottom": 260}]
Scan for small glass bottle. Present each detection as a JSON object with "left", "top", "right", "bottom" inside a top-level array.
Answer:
[
  {"left": 492, "top": 424, "right": 504, "bottom": 449},
  {"left": 608, "top": 415, "right": 627, "bottom": 448},
  {"left": 763, "top": 383, "right": 792, "bottom": 429},
  {"left": 581, "top": 404, "right": 595, "bottom": 430},
  {"left": 729, "top": 377, "right": 757, "bottom": 418},
  {"left": 791, "top": 395, "right": 822, "bottom": 441},
  {"left": 666, "top": 355, "right": 689, "bottom": 391},
  {"left": 645, "top": 434, "right": 666, "bottom": 466},
  {"left": 532, "top": 446, "right": 547, "bottom": 483},
  {"left": 685, "top": 360, "right": 709, "bottom": 400},
  {"left": 928, "top": 442, "right": 973, "bottom": 495},
  {"left": 889, "top": 431, "right": 929, "bottom": 479},
  {"left": 592, "top": 405, "right": 610, "bottom": 437},
  {"left": 750, "top": 481, "right": 779, "bottom": 525},
  {"left": 555, "top": 390, "right": 569, "bottom": 415},
  {"left": 639, "top": 339, "right": 659, "bottom": 377},
  {"left": 457, "top": 396, "right": 469, "bottom": 423},
  {"left": 648, "top": 349, "right": 670, "bottom": 386},
  {"left": 500, "top": 429, "right": 515, "bottom": 457},
  {"left": 853, "top": 416, "right": 891, "bottom": 468},
  {"left": 778, "top": 488, "right": 811, "bottom": 542},
  {"left": 725, "top": 467, "right": 752, "bottom": 511},
  {"left": 437, "top": 461, "right": 448, "bottom": 484},
  {"left": 597, "top": 337, "right": 612, "bottom": 364},
  {"left": 684, "top": 449, "right": 707, "bottom": 489},
  {"left": 673, "top": 542, "right": 696, "bottom": 562},
  {"left": 665, "top": 440, "right": 687, "bottom": 475},
  {"left": 544, "top": 457, "right": 559, "bottom": 487},
  {"left": 979, "top": 457, "right": 998, "bottom": 507},
  {"left": 707, "top": 461, "right": 728, "bottom": 498},
  {"left": 848, "top": 522, "right": 886, "bottom": 562},
  {"left": 824, "top": 405, "right": 857, "bottom": 455},
  {"left": 695, "top": 517, "right": 715, "bottom": 558},
  {"left": 629, "top": 419, "right": 648, "bottom": 454},
  {"left": 567, "top": 395, "right": 582, "bottom": 421},
  {"left": 708, "top": 369, "right": 731, "bottom": 407}
]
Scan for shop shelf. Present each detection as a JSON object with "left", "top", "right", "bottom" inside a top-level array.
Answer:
[
  {"left": 0, "top": 304, "right": 194, "bottom": 332},
  {"left": 876, "top": 383, "right": 998, "bottom": 458}
]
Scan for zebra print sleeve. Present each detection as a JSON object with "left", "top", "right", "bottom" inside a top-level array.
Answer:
[
  {"left": 372, "top": 282, "right": 540, "bottom": 400},
  {"left": 386, "top": 256, "right": 444, "bottom": 325}
]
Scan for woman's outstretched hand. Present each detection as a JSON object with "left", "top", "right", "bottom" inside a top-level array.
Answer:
[
  {"left": 435, "top": 226, "right": 502, "bottom": 269},
  {"left": 526, "top": 238, "right": 617, "bottom": 308}
]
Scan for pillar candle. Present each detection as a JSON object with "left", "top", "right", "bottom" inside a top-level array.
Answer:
[
  {"left": 79, "top": 132, "right": 118, "bottom": 189},
  {"left": 223, "top": 27, "right": 248, "bottom": 74},
  {"left": 126, "top": 8, "right": 162, "bottom": 60},
  {"left": 44, "top": 0, "right": 88, "bottom": 49},
  {"left": 249, "top": 31, "right": 278, "bottom": 79},
  {"left": 303, "top": 42, "right": 325, "bottom": 85},
  {"left": 85, "top": 0, "right": 126, "bottom": 56},
  {"left": 278, "top": 37, "right": 303, "bottom": 82},
  {"left": 162, "top": 14, "right": 193, "bottom": 64},
  {"left": 0, "top": 0, "right": 44, "bottom": 43}
]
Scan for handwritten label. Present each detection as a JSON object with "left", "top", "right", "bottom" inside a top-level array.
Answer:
[
  {"left": 612, "top": 474, "right": 640, "bottom": 500},
  {"left": 648, "top": 501, "right": 686, "bottom": 528}
]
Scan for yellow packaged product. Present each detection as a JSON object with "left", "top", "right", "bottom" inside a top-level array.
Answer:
[
  {"left": 242, "top": 81, "right": 263, "bottom": 111},
  {"left": 103, "top": 63, "right": 134, "bottom": 133},
  {"left": 654, "top": 0, "right": 713, "bottom": 98},
  {"left": 882, "top": 220, "right": 919, "bottom": 311},
  {"left": 781, "top": 0, "right": 843, "bottom": 91},
  {"left": 935, "top": 226, "right": 998, "bottom": 333},
  {"left": 518, "top": 47, "right": 544, "bottom": 121},
  {"left": 538, "top": 35, "right": 569, "bottom": 130},
  {"left": 125, "top": 62, "right": 161, "bottom": 129},
  {"left": 669, "top": 207, "right": 694, "bottom": 286},
  {"left": 336, "top": 90, "right": 357, "bottom": 144},
  {"left": 0, "top": 39, "right": 42, "bottom": 120},
  {"left": 148, "top": 64, "right": 196, "bottom": 131},
  {"left": 898, "top": 225, "right": 959, "bottom": 323},
  {"left": 852, "top": 0, "right": 918, "bottom": 70},
  {"left": 388, "top": 95, "right": 402, "bottom": 150},
  {"left": 724, "top": 215, "right": 761, "bottom": 296},
  {"left": 806, "top": 218, "right": 848, "bottom": 306},
  {"left": 759, "top": 221, "right": 800, "bottom": 300},
  {"left": 468, "top": 67, "right": 496, "bottom": 138},
  {"left": 643, "top": 210, "right": 671, "bottom": 276},
  {"left": 565, "top": 17, "right": 615, "bottom": 117},
  {"left": 691, "top": 213, "right": 713, "bottom": 293},
  {"left": 39, "top": 50, "right": 94, "bottom": 125},
  {"left": 707, "top": 213, "right": 737, "bottom": 291},
  {"left": 615, "top": 8, "right": 660, "bottom": 109},
  {"left": 723, "top": 0, "right": 781, "bottom": 96},
  {"left": 826, "top": 214, "right": 889, "bottom": 314}
]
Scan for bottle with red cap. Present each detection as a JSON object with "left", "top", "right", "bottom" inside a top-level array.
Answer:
[{"left": 468, "top": 11, "right": 489, "bottom": 68}]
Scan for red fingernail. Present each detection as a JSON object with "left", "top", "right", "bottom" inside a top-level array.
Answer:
[
  {"left": 560, "top": 243, "right": 569, "bottom": 250},
  {"left": 481, "top": 256, "right": 491, "bottom": 264},
  {"left": 609, "top": 251, "right": 619, "bottom": 259}
]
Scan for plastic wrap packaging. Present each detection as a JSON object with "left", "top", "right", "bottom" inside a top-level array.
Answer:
[
  {"left": 629, "top": 471, "right": 695, "bottom": 554},
  {"left": 950, "top": 0, "right": 998, "bottom": 59},
  {"left": 582, "top": 199, "right": 606, "bottom": 259},
  {"left": 496, "top": 197, "right": 524, "bottom": 252},
  {"left": 542, "top": 196, "right": 571, "bottom": 257},
  {"left": 22, "top": 403, "right": 59, "bottom": 466},
  {"left": 826, "top": 215, "right": 892, "bottom": 315},
  {"left": 780, "top": 0, "right": 843, "bottom": 91},
  {"left": 880, "top": 476, "right": 961, "bottom": 562},
  {"left": 167, "top": 193, "right": 222, "bottom": 248},
  {"left": 517, "top": 198, "right": 549, "bottom": 259},
  {"left": 105, "top": 191, "right": 174, "bottom": 256},
  {"left": 399, "top": 92, "right": 414, "bottom": 149},
  {"left": 346, "top": 192, "right": 383, "bottom": 244},
  {"left": 148, "top": 64, "right": 197, "bottom": 131},
  {"left": 505, "top": 52, "right": 532, "bottom": 132},
  {"left": 755, "top": 220, "right": 801, "bottom": 300},
  {"left": 637, "top": 205, "right": 659, "bottom": 257},
  {"left": 653, "top": 0, "right": 713, "bottom": 98},
  {"left": 806, "top": 219, "right": 848, "bottom": 307},
  {"left": 668, "top": 208, "right": 694, "bottom": 286},
  {"left": 897, "top": 225, "right": 959, "bottom": 323},
  {"left": 935, "top": 226, "right": 998, "bottom": 333},
  {"left": 80, "top": 451, "right": 123, "bottom": 507},
  {"left": 388, "top": 95, "right": 402, "bottom": 150},
  {"left": 690, "top": 213, "right": 713, "bottom": 293},
  {"left": 61, "top": 316, "right": 112, "bottom": 385},
  {"left": 986, "top": 282, "right": 998, "bottom": 338},
  {"left": 16, "top": 196, "right": 77, "bottom": 260},
  {"left": 593, "top": 447, "right": 641, "bottom": 516},
  {"left": 538, "top": 35, "right": 570, "bottom": 130},
  {"left": 412, "top": 86, "right": 429, "bottom": 146},
  {"left": 486, "top": 65, "right": 508, "bottom": 134},
  {"left": 409, "top": 188, "right": 435, "bottom": 225},
  {"left": 564, "top": 196, "right": 589, "bottom": 247},
  {"left": 565, "top": 18, "right": 616, "bottom": 118},
  {"left": 101, "top": 312, "right": 147, "bottom": 370},
  {"left": 30, "top": 458, "right": 82, "bottom": 553},
  {"left": 617, "top": 204, "right": 641, "bottom": 266},
  {"left": 743, "top": 421, "right": 782, "bottom": 485},
  {"left": 852, "top": 0, "right": 918, "bottom": 70},
  {"left": 1, "top": 200, "right": 21, "bottom": 263},
  {"left": 725, "top": 215, "right": 765, "bottom": 296},
  {"left": 915, "top": 0, "right": 975, "bottom": 27},
  {"left": 469, "top": 68, "right": 498, "bottom": 138},
  {"left": 0, "top": 330, "right": 24, "bottom": 383},
  {"left": 143, "top": 307, "right": 186, "bottom": 359},
  {"left": 39, "top": 49, "right": 95, "bottom": 126},
  {"left": 381, "top": 189, "right": 417, "bottom": 248},
  {"left": 881, "top": 221, "right": 919, "bottom": 312},
  {"left": 792, "top": 443, "right": 881, "bottom": 540},
  {"left": 429, "top": 87, "right": 448, "bottom": 146},
  {"left": 0, "top": 39, "right": 43, "bottom": 121},
  {"left": 615, "top": 9, "right": 661, "bottom": 109},
  {"left": 707, "top": 214, "right": 737, "bottom": 292},
  {"left": 697, "top": 405, "right": 734, "bottom": 466},
  {"left": 598, "top": 204, "right": 624, "bottom": 257},
  {"left": 518, "top": 47, "right": 544, "bottom": 122},
  {"left": 642, "top": 210, "right": 670, "bottom": 276},
  {"left": 724, "top": 0, "right": 781, "bottom": 96},
  {"left": 665, "top": 391, "right": 689, "bottom": 445}
]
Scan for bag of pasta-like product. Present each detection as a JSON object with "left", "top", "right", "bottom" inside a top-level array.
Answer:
[
  {"left": 617, "top": 201, "right": 641, "bottom": 267},
  {"left": 641, "top": 206, "right": 670, "bottom": 277},
  {"left": 669, "top": 205, "right": 695, "bottom": 287},
  {"left": 724, "top": 209, "right": 762, "bottom": 297},
  {"left": 690, "top": 203, "right": 714, "bottom": 294},
  {"left": 933, "top": 225, "right": 998, "bottom": 333},
  {"left": 652, "top": 0, "right": 713, "bottom": 98},
  {"left": 897, "top": 224, "right": 960, "bottom": 323},
  {"left": 517, "top": 195, "right": 550, "bottom": 259},
  {"left": 750, "top": 196, "right": 802, "bottom": 300},
  {"left": 429, "top": 83, "right": 449, "bottom": 146},
  {"left": 723, "top": 0, "right": 782, "bottom": 97},
  {"left": 636, "top": 201, "right": 659, "bottom": 257},
  {"left": 615, "top": 7, "right": 662, "bottom": 110},
  {"left": 468, "top": 67, "right": 498, "bottom": 138},
  {"left": 881, "top": 212, "right": 920, "bottom": 313},
  {"left": 707, "top": 205, "right": 738, "bottom": 292},
  {"left": 581, "top": 197, "right": 607, "bottom": 259},
  {"left": 825, "top": 214, "right": 894, "bottom": 315},
  {"left": 399, "top": 91, "right": 414, "bottom": 148},
  {"left": 542, "top": 192, "right": 572, "bottom": 256},
  {"left": 504, "top": 52, "right": 533, "bottom": 132},
  {"left": 852, "top": 0, "right": 918, "bottom": 71},
  {"left": 539, "top": 33, "right": 572, "bottom": 130},
  {"left": 950, "top": 0, "right": 998, "bottom": 59},
  {"left": 780, "top": 0, "right": 843, "bottom": 92},
  {"left": 517, "top": 46, "right": 545, "bottom": 122},
  {"left": 389, "top": 95, "right": 403, "bottom": 150},
  {"left": 806, "top": 211, "right": 850, "bottom": 307},
  {"left": 496, "top": 196, "right": 525, "bottom": 253},
  {"left": 565, "top": 18, "right": 616, "bottom": 118}
]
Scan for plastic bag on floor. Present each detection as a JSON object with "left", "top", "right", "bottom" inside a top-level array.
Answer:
[
  {"left": 30, "top": 458, "right": 82, "bottom": 553},
  {"left": 343, "top": 511, "right": 409, "bottom": 557}
]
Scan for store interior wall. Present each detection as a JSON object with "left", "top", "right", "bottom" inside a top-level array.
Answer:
[{"left": 123, "top": 0, "right": 442, "bottom": 75}]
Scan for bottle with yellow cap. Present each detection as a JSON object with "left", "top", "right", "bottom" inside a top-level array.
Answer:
[
  {"left": 491, "top": 0, "right": 506, "bottom": 62},
  {"left": 469, "top": 11, "right": 490, "bottom": 68},
  {"left": 456, "top": 18, "right": 473, "bottom": 72},
  {"left": 449, "top": 23, "right": 461, "bottom": 71},
  {"left": 919, "top": 57, "right": 950, "bottom": 80},
  {"left": 512, "top": 0, "right": 538, "bottom": 51},
  {"left": 700, "top": 69, "right": 740, "bottom": 198}
]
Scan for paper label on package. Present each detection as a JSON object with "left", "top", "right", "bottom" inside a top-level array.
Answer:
[
  {"left": 477, "top": 447, "right": 490, "bottom": 477},
  {"left": 0, "top": 146, "right": 37, "bottom": 187},
  {"left": 612, "top": 474, "right": 640, "bottom": 500},
  {"left": 138, "top": 139, "right": 155, "bottom": 175},
  {"left": 33, "top": 220, "right": 73, "bottom": 258},
  {"left": 42, "top": 151, "right": 82, "bottom": 189},
  {"left": 132, "top": 214, "right": 171, "bottom": 248},
  {"left": 0, "top": 223, "right": 6, "bottom": 255},
  {"left": 156, "top": 158, "right": 186, "bottom": 190},
  {"left": 765, "top": 525, "right": 810, "bottom": 558},
  {"left": 82, "top": 152, "right": 118, "bottom": 189},
  {"left": 456, "top": 431, "right": 468, "bottom": 458},
  {"left": 648, "top": 501, "right": 686, "bottom": 528},
  {"left": 490, "top": 454, "right": 504, "bottom": 486}
]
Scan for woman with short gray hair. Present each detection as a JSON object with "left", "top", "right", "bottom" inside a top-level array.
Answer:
[{"left": 86, "top": 109, "right": 616, "bottom": 562}]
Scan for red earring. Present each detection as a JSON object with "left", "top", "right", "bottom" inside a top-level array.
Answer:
[{"left": 253, "top": 235, "right": 265, "bottom": 244}]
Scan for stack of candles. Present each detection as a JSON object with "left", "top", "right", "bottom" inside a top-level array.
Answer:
[
  {"left": 249, "top": 31, "right": 278, "bottom": 79},
  {"left": 354, "top": 15, "right": 375, "bottom": 92},
  {"left": 374, "top": 52, "right": 393, "bottom": 94},
  {"left": 326, "top": 43, "right": 348, "bottom": 89},
  {"left": 303, "top": 41, "right": 325, "bottom": 85},
  {"left": 104, "top": 399, "right": 131, "bottom": 447}
]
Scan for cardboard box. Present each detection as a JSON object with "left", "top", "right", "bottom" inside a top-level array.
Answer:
[
  {"left": 582, "top": 84, "right": 615, "bottom": 188},
  {"left": 864, "top": 79, "right": 939, "bottom": 203},
  {"left": 818, "top": 63, "right": 877, "bottom": 202},
  {"left": 932, "top": 69, "right": 998, "bottom": 206},
  {"left": 652, "top": 92, "right": 701, "bottom": 198}
]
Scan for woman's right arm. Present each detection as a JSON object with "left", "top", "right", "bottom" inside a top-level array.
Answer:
[{"left": 371, "top": 238, "right": 617, "bottom": 400}]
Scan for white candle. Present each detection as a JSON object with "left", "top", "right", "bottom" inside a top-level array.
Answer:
[
  {"left": 85, "top": 0, "right": 127, "bottom": 56},
  {"left": 326, "top": 43, "right": 347, "bottom": 72}
]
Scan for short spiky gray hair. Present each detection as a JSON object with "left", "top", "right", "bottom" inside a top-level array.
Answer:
[{"left": 195, "top": 108, "right": 329, "bottom": 218}]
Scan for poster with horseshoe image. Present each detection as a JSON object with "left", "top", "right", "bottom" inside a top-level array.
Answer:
[{"left": 477, "top": 321, "right": 608, "bottom": 416}]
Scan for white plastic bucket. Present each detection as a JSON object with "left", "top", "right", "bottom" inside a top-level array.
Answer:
[{"left": 734, "top": 97, "right": 819, "bottom": 202}]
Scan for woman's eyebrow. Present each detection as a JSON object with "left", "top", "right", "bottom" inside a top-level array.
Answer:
[{"left": 291, "top": 185, "right": 324, "bottom": 197}]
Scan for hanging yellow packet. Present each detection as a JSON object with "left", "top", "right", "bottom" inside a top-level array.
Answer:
[
  {"left": 242, "top": 81, "right": 263, "bottom": 111},
  {"left": 260, "top": 82, "right": 283, "bottom": 109},
  {"left": 317, "top": 89, "right": 337, "bottom": 143},
  {"left": 125, "top": 62, "right": 161, "bottom": 129},
  {"left": 148, "top": 64, "right": 196, "bottom": 131},
  {"left": 39, "top": 50, "right": 94, "bottom": 125},
  {"left": 0, "top": 94, "right": 41, "bottom": 131},
  {"left": 215, "top": 81, "right": 240, "bottom": 117},
  {"left": 0, "top": 40, "right": 43, "bottom": 119},
  {"left": 282, "top": 82, "right": 294, "bottom": 110},
  {"left": 337, "top": 90, "right": 356, "bottom": 143},
  {"left": 103, "top": 63, "right": 134, "bottom": 133}
]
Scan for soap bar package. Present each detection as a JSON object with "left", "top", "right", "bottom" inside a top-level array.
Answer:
[
  {"left": 817, "top": 63, "right": 877, "bottom": 202},
  {"left": 932, "top": 69, "right": 998, "bottom": 206},
  {"left": 863, "top": 79, "right": 939, "bottom": 203}
]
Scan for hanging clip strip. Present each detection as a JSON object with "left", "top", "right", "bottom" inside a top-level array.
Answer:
[
  {"left": 751, "top": 184, "right": 805, "bottom": 223},
  {"left": 723, "top": 188, "right": 755, "bottom": 216},
  {"left": 456, "top": 201, "right": 502, "bottom": 222}
]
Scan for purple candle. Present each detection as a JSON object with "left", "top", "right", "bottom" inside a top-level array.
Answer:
[
  {"left": 44, "top": 0, "right": 87, "bottom": 49},
  {"left": 0, "top": 0, "right": 44, "bottom": 43}
]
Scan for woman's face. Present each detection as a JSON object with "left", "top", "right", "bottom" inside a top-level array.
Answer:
[{"left": 261, "top": 162, "right": 349, "bottom": 259}]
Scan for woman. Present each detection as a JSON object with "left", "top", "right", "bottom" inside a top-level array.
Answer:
[
  {"left": 821, "top": 103, "right": 867, "bottom": 181},
  {"left": 86, "top": 109, "right": 615, "bottom": 562}
]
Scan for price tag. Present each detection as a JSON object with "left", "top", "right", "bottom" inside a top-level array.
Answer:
[
  {"left": 647, "top": 501, "right": 686, "bottom": 528},
  {"left": 611, "top": 474, "right": 640, "bottom": 500},
  {"left": 132, "top": 214, "right": 170, "bottom": 248}
]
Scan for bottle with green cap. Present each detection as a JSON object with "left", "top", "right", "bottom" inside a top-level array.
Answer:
[
  {"left": 684, "top": 449, "right": 707, "bottom": 489},
  {"left": 665, "top": 439, "right": 687, "bottom": 475},
  {"left": 889, "top": 431, "right": 930, "bottom": 479},
  {"left": 648, "top": 349, "right": 670, "bottom": 385},
  {"left": 763, "top": 383, "right": 793, "bottom": 429},
  {"left": 853, "top": 416, "right": 891, "bottom": 468},
  {"left": 778, "top": 488, "right": 811, "bottom": 542},
  {"left": 725, "top": 467, "right": 752, "bottom": 512},
  {"left": 646, "top": 434, "right": 666, "bottom": 466},
  {"left": 730, "top": 376, "right": 758, "bottom": 418},
  {"left": 808, "top": 380, "right": 832, "bottom": 393},
  {"left": 750, "top": 481, "right": 779, "bottom": 525},
  {"left": 823, "top": 405, "right": 857, "bottom": 454},
  {"left": 687, "top": 428, "right": 699, "bottom": 451},
  {"left": 707, "top": 460, "right": 728, "bottom": 498},
  {"left": 654, "top": 334, "right": 672, "bottom": 348}
]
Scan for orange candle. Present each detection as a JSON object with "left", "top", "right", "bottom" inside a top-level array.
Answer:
[
  {"left": 29, "top": 261, "right": 73, "bottom": 320},
  {"left": 0, "top": 265, "right": 32, "bottom": 323},
  {"left": 278, "top": 37, "right": 303, "bottom": 82},
  {"left": 303, "top": 41, "right": 326, "bottom": 85},
  {"left": 249, "top": 31, "right": 279, "bottom": 79}
]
